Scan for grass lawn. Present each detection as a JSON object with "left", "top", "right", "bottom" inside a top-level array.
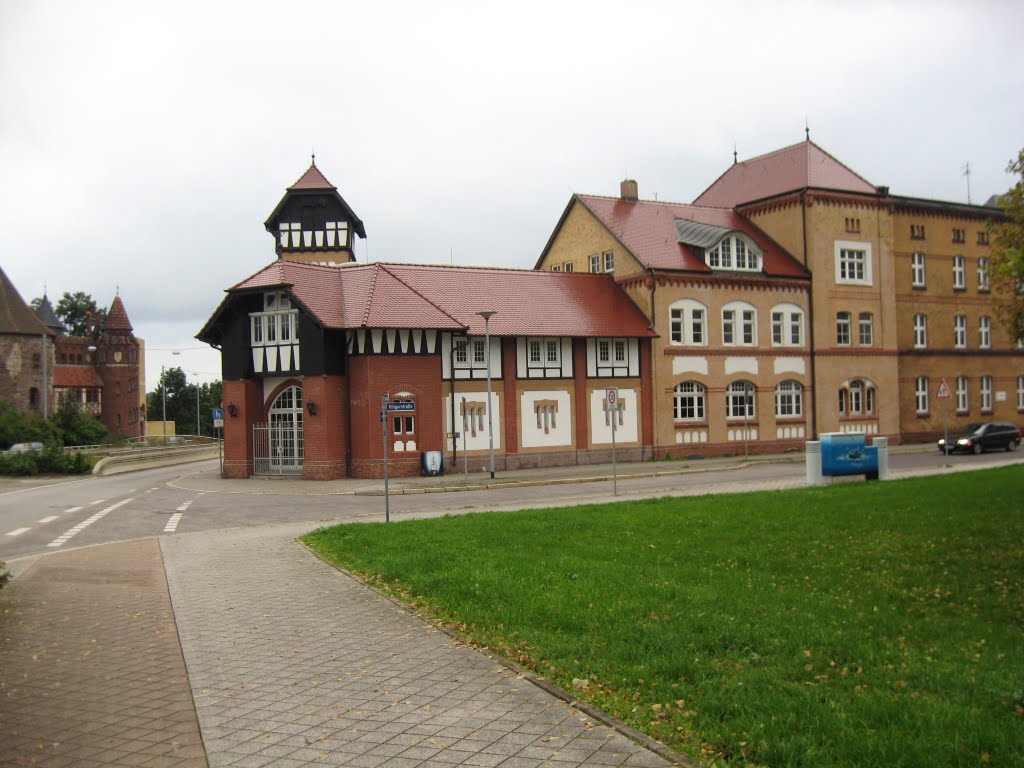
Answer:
[{"left": 302, "top": 466, "right": 1024, "bottom": 767}]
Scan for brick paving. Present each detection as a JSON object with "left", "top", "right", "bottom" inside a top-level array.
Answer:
[
  {"left": 0, "top": 538, "right": 205, "bottom": 767},
  {"left": 161, "top": 524, "right": 670, "bottom": 768}
]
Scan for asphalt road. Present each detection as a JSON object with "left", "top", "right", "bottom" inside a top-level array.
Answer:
[{"left": 1, "top": 448, "right": 1019, "bottom": 568}]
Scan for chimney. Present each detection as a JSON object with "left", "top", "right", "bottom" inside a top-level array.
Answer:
[{"left": 620, "top": 179, "right": 638, "bottom": 201}]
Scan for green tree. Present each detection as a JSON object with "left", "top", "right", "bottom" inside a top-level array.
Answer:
[
  {"left": 54, "top": 291, "right": 100, "bottom": 336},
  {"left": 990, "top": 148, "right": 1024, "bottom": 342}
]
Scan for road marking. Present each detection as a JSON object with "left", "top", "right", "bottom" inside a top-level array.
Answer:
[
  {"left": 65, "top": 506, "right": 83, "bottom": 514},
  {"left": 6, "top": 528, "right": 31, "bottom": 537},
  {"left": 46, "top": 498, "right": 134, "bottom": 548},
  {"left": 164, "top": 513, "right": 183, "bottom": 533},
  {"left": 37, "top": 516, "right": 59, "bottom": 523},
  {"left": 91, "top": 499, "right": 106, "bottom": 506}
]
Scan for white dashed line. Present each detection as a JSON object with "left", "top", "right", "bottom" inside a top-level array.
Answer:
[
  {"left": 6, "top": 527, "right": 31, "bottom": 537},
  {"left": 46, "top": 498, "right": 134, "bottom": 548},
  {"left": 164, "top": 513, "right": 183, "bottom": 533},
  {"left": 65, "top": 506, "right": 83, "bottom": 514},
  {"left": 91, "top": 500, "right": 107, "bottom": 506},
  {"left": 176, "top": 501, "right": 192, "bottom": 512},
  {"left": 37, "top": 516, "right": 59, "bottom": 523}
]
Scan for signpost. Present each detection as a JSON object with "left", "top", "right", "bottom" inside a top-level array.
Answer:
[
  {"left": 936, "top": 378, "right": 951, "bottom": 455},
  {"left": 212, "top": 408, "right": 224, "bottom": 477},
  {"left": 381, "top": 394, "right": 390, "bottom": 522},
  {"left": 606, "top": 388, "right": 618, "bottom": 496}
]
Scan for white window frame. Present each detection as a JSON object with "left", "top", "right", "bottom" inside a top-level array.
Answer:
[
  {"left": 669, "top": 300, "right": 707, "bottom": 346},
  {"left": 1017, "top": 375, "right": 1024, "bottom": 411},
  {"left": 722, "top": 302, "right": 757, "bottom": 347},
  {"left": 978, "top": 257, "right": 990, "bottom": 291},
  {"left": 858, "top": 312, "right": 873, "bottom": 346},
  {"left": 726, "top": 381, "right": 756, "bottom": 420},
  {"left": 911, "top": 251, "right": 926, "bottom": 288},
  {"left": 980, "top": 375, "right": 993, "bottom": 412},
  {"left": 836, "top": 312, "right": 851, "bottom": 346},
  {"left": 603, "top": 250, "right": 614, "bottom": 273},
  {"left": 770, "top": 304, "right": 804, "bottom": 347},
  {"left": 707, "top": 235, "right": 762, "bottom": 272},
  {"left": 954, "top": 315, "right": 967, "bottom": 349},
  {"left": 775, "top": 380, "right": 803, "bottom": 418},
  {"left": 913, "top": 314, "right": 928, "bottom": 349},
  {"left": 673, "top": 381, "right": 706, "bottom": 422},
  {"left": 589, "top": 254, "right": 601, "bottom": 273},
  {"left": 834, "top": 241, "right": 872, "bottom": 286},
  {"left": 979, "top": 316, "right": 991, "bottom": 349},
  {"left": 915, "top": 376, "right": 929, "bottom": 414},
  {"left": 953, "top": 255, "right": 966, "bottom": 290},
  {"left": 955, "top": 375, "right": 969, "bottom": 414}
]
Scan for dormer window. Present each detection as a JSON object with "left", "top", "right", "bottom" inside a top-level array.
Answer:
[{"left": 706, "top": 235, "right": 762, "bottom": 272}]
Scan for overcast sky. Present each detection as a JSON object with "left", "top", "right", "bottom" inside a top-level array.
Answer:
[{"left": 2, "top": 0, "right": 1022, "bottom": 392}]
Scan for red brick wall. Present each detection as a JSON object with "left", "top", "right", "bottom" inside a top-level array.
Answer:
[
  {"left": 573, "top": 339, "right": 589, "bottom": 450},
  {"left": 347, "top": 355, "right": 443, "bottom": 478},
  {"left": 502, "top": 339, "right": 519, "bottom": 456},
  {"left": 300, "top": 374, "right": 347, "bottom": 480},
  {"left": 0, "top": 335, "right": 49, "bottom": 415},
  {"left": 639, "top": 337, "right": 654, "bottom": 447},
  {"left": 221, "top": 379, "right": 264, "bottom": 478}
]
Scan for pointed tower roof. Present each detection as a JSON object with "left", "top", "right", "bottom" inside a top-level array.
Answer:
[
  {"left": 33, "top": 293, "right": 65, "bottom": 334},
  {"left": 693, "top": 139, "right": 880, "bottom": 207},
  {"left": 264, "top": 162, "right": 367, "bottom": 239},
  {"left": 104, "top": 294, "right": 134, "bottom": 332},
  {"left": 0, "top": 266, "right": 51, "bottom": 336}
]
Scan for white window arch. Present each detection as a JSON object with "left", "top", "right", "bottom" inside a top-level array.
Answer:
[
  {"left": 707, "top": 234, "right": 762, "bottom": 271},
  {"left": 673, "top": 381, "right": 706, "bottom": 421},
  {"left": 722, "top": 301, "right": 757, "bottom": 346},
  {"left": 268, "top": 385, "right": 304, "bottom": 473},
  {"left": 726, "top": 380, "right": 756, "bottom": 419},
  {"left": 838, "top": 378, "right": 876, "bottom": 417},
  {"left": 770, "top": 303, "right": 804, "bottom": 346},
  {"left": 775, "top": 380, "right": 803, "bottom": 418},
  {"left": 669, "top": 299, "right": 707, "bottom": 346}
]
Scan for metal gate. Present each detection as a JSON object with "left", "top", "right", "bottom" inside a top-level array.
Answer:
[{"left": 252, "top": 385, "right": 305, "bottom": 475}]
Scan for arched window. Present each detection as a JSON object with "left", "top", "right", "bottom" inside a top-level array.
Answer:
[
  {"left": 673, "top": 381, "right": 706, "bottom": 421},
  {"left": 706, "top": 234, "right": 762, "bottom": 271},
  {"left": 838, "top": 378, "right": 876, "bottom": 417},
  {"left": 726, "top": 380, "right": 756, "bottom": 419},
  {"left": 669, "top": 299, "right": 707, "bottom": 346},
  {"left": 775, "top": 380, "right": 803, "bottom": 418},
  {"left": 721, "top": 301, "right": 757, "bottom": 346},
  {"left": 269, "top": 385, "right": 304, "bottom": 472}
]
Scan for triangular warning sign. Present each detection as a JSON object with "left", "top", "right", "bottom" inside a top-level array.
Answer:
[{"left": 936, "top": 378, "right": 951, "bottom": 400}]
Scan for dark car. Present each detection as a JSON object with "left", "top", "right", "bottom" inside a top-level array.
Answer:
[{"left": 937, "top": 422, "right": 1021, "bottom": 455}]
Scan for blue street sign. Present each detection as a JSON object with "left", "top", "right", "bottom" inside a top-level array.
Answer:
[
  {"left": 212, "top": 407, "right": 224, "bottom": 420},
  {"left": 386, "top": 401, "right": 415, "bottom": 412}
]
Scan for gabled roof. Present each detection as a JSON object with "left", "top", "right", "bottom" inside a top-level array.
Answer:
[
  {"left": 54, "top": 366, "right": 104, "bottom": 388},
  {"left": 33, "top": 293, "right": 64, "bottom": 333},
  {"left": 198, "top": 260, "right": 655, "bottom": 344},
  {"left": 560, "top": 195, "right": 807, "bottom": 279},
  {"left": 263, "top": 163, "right": 367, "bottom": 240},
  {"left": 104, "top": 295, "right": 133, "bottom": 332},
  {"left": 693, "top": 140, "right": 879, "bottom": 207},
  {"left": 0, "top": 266, "right": 51, "bottom": 336}
]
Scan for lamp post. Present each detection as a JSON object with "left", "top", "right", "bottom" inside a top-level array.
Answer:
[
  {"left": 476, "top": 311, "right": 496, "bottom": 479},
  {"left": 162, "top": 351, "right": 181, "bottom": 442}
]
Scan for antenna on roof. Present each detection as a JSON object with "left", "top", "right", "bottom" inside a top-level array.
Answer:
[
  {"left": 733, "top": 142, "right": 738, "bottom": 165},
  {"left": 962, "top": 162, "right": 972, "bottom": 204},
  {"left": 804, "top": 118, "right": 810, "bottom": 141}
]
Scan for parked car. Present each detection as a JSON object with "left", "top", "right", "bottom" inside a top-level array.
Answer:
[
  {"left": 4, "top": 441, "right": 44, "bottom": 455},
  {"left": 937, "top": 422, "right": 1021, "bottom": 455}
]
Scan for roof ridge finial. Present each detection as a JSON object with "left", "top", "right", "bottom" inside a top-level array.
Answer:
[
  {"left": 311, "top": 148, "right": 316, "bottom": 166},
  {"left": 805, "top": 118, "right": 810, "bottom": 141},
  {"left": 733, "top": 141, "right": 738, "bottom": 165}
]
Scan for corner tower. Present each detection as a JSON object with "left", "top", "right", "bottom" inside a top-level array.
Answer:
[{"left": 264, "top": 161, "right": 366, "bottom": 265}]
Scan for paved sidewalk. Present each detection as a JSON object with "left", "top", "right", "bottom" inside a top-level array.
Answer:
[
  {"left": 161, "top": 524, "right": 671, "bottom": 768},
  {"left": 0, "top": 539, "right": 205, "bottom": 767}
]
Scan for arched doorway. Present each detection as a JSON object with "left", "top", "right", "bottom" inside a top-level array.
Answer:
[{"left": 254, "top": 385, "right": 304, "bottom": 475}]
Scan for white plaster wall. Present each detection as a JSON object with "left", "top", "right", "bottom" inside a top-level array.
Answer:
[
  {"left": 773, "top": 357, "right": 806, "bottom": 376},
  {"left": 590, "top": 388, "right": 638, "bottom": 445},
  {"left": 725, "top": 357, "right": 758, "bottom": 376},
  {"left": 445, "top": 393, "right": 501, "bottom": 452},
  {"left": 672, "top": 356, "right": 709, "bottom": 376},
  {"left": 520, "top": 391, "right": 572, "bottom": 448}
]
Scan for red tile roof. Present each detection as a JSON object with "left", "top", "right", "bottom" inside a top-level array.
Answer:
[
  {"left": 0, "top": 265, "right": 51, "bottom": 336},
  {"left": 288, "top": 164, "right": 336, "bottom": 190},
  {"left": 574, "top": 195, "right": 808, "bottom": 279},
  {"left": 693, "top": 140, "right": 878, "bottom": 207},
  {"left": 104, "top": 295, "right": 133, "bottom": 332},
  {"left": 54, "top": 366, "right": 103, "bottom": 388},
  {"left": 216, "top": 260, "right": 654, "bottom": 339}
]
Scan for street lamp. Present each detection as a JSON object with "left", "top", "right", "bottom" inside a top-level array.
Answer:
[
  {"left": 476, "top": 310, "right": 496, "bottom": 479},
  {"left": 162, "top": 351, "right": 181, "bottom": 442}
]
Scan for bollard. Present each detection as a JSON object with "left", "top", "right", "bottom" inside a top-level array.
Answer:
[
  {"left": 805, "top": 441, "right": 823, "bottom": 486},
  {"left": 874, "top": 436, "right": 889, "bottom": 481}
]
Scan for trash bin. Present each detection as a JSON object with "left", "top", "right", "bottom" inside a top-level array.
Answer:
[{"left": 421, "top": 450, "right": 443, "bottom": 476}]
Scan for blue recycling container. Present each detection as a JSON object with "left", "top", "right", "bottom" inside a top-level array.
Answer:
[{"left": 820, "top": 432, "right": 878, "bottom": 477}]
